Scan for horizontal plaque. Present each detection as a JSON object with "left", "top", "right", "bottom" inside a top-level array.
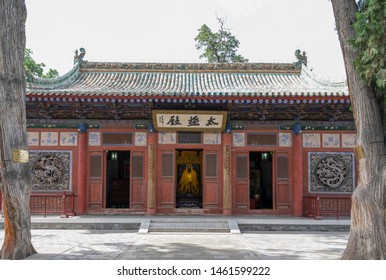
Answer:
[
  {"left": 152, "top": 110, "right": 227, "bottom": 132},
  {"left": 12, "top": 149, "right": 29, "bottom": 163}
]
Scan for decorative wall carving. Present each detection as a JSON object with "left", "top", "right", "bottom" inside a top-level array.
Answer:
[
  {"left": 309, "top": 152, "right": 354, "bottom": 193},
  {"left": 30, "top": 151, "right": 72, "bottom": 191}
]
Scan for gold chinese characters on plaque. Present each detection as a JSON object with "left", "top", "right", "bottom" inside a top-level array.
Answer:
[
  {"left": 12, "top": 149, "right": 29, "bottom": 163},
  {"left": 152, "top": 110, "right": 227, "bottom": 132}
]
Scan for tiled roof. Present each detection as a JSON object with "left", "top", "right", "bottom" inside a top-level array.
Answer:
[{"left": 26, "top": 61, "right": 348, "bottom": 98}]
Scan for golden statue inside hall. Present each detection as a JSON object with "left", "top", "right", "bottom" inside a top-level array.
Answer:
[{"left": 178, "top": 164, "right": 200, "bottom": 195}]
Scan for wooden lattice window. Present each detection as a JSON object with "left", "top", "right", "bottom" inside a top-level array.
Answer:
[
  {"left": 247, "top": 133, "right": 277, "bottom": 146},
  {"left": 178, "top": 132, "right": 202, "bottom": 144},
  {"left": 102, "top": 133, "right": 133, "bottom": 145}
]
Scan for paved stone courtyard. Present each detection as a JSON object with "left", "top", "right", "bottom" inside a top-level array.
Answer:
[{"left": 0, "top": 229, "right": 349, "bottom": 260}]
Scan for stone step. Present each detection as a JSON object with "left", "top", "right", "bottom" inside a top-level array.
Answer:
[
  {"left": 143, "top": 219, "right": 238, "bottom": 234},
  {"left": 150, "top": 222, "right": 229, "bottom": 228},
  {"left": 150, "top": 219, "right": 229, "bottom": 223},
  {"left": 148, "top": 227, "right": 231, "bottom": 233}
]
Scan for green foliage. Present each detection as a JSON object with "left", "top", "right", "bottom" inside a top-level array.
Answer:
[
  {"left": 24, "top": 48, "right": 59, "bottom": 81},
  {"left": 353, "top": 0, "right": 386, "bottom": 96},
  {"left": 195, "top": 18, "right": 248, "bottom": 63}
]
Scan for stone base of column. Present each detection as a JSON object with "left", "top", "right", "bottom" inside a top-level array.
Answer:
[
  {"left": 223, "top": 209, "right": 232, "bottom": 216},
  {"left": 147, "top": 208, "right": 156, "bottom": 215}
]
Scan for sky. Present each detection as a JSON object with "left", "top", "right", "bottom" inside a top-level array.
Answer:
[{"left": 25, "top": 0, "right": 346, "bottom": 80}]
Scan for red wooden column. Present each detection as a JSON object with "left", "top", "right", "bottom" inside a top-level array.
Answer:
[
  {"left": 292, "top": 133, "right": 303, "bottom": 216},
  {"left": 223, "top": 133, "right": 232, "bottom": 216},
  {"left": 77, "top": 124, "right": 88, "bottom": 215},
  {"left": 147, "top": 132, "right": 157, "bottom": 215}
]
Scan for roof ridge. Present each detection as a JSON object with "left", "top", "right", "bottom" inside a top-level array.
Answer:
[{"left": 79, "top": 61, "right": 302, "bottom": 73}]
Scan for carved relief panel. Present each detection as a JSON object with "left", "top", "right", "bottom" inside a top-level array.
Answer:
[
  {"left": 30, "top": 151, "right": 72, "bottom": 191},
  {"left": 308, "top": 152, "right": 354, "bottom": 193}
]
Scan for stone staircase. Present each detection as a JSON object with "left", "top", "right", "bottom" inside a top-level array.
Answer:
[{"left": 138, "top": 218, "right": 240, "bottom": 234}]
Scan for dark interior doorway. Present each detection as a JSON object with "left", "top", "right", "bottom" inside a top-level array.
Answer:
[
  {"left": 106, "top": 151, "right": 130, "bottom": 208},
  {"left": 176, "top": 149, "right": 203, "bottom": 208},
  {"left": 249, "top": 151, "right": 273, "bottom": 209}
]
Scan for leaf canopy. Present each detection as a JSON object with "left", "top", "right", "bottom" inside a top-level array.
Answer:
[
  {"left": 24, "top": 48, "right": 59, "bottom": 81},
  {"left": 195, "top": 18, "right": 248, "bottom": 63},
  {"left": 353, "top": 0, "right": 386, "bottom": 93}
]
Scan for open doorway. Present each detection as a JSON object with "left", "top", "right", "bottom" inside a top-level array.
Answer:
[
  {"left": 249, "top": 151, "right": 273, "bottom": 209},
  {"left": 175, "top": 149, "right": 203, "bottom": 208},
  {"left": 106, "top": 151, "right": 130, "bottom": 208}
]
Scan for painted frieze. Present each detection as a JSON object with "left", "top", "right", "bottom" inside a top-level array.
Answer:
[
  {"left": 233, "top": 133, "right": 245, "bottom": 147},
  {"left": 203, "top": 133, "right": 221, "bottom": 145},
  {"left": 28, "top": 132, "right": 39, "bottom": 146},
  {"left": 322, "top": 133, "right": 340, "bottom": 148},
  {"left": 40, "top": 132, "right": 58, "bottom": 146},
  {"left": 303, "top": 133, "right": 321, "bottom": 148},
  {"left": 135, "top": 132, "right": 147, "bottom": 146},
  {"left": 88, "top": 132, "right": 101, "bottom": 146},
  {"left": 158, "top": 132, "right": 177, "bottom": 144},
  {"left": 342, "top": 134, "right": 356, "bottom": 148},
  {"left": 279, "top": 133, "right": 292, "bottom": 147},
  {"left": 60, "top": 132, "right": 78, "bottom": 146}
]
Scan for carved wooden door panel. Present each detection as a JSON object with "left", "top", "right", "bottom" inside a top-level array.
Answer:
[
  {"left": 88, "top": 151, "right": 103, "bottom": 208},
  {"left": 157, "top": 149, "right": 175, "bottom": 209},
  {"left": 203, "top": 150, "right": 220, "bottom": 209},
  {"left": 234, "top": 152, "right": 250, "bottom": 210},
  {"left": 130, "top": 151, "right": 145, "bottom": 209},
  {"left": 275, "top": 152, "right": 291, "bottom": 210}
]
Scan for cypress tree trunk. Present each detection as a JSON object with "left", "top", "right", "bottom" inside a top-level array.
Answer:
[
  {"left": 0, "top": 0, "right": 36, "bottom": 259},
  {"left": 331, "top": 0, "right": 386, "bottom": 259}
]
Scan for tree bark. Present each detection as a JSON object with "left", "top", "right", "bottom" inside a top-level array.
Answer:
[
  {"left": 331, "top": 0, "right": 386, "bottom": 259},
  {"left": 0, "top": 0, "right": 36, "bottom": 259}
]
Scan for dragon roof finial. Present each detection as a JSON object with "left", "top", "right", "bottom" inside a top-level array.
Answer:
[
  {"left": 74, "top": 47, "right": 86, "bottom": 64},
  {"left": 294, "top": 49, "right": 307, "bottom": 67}
]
